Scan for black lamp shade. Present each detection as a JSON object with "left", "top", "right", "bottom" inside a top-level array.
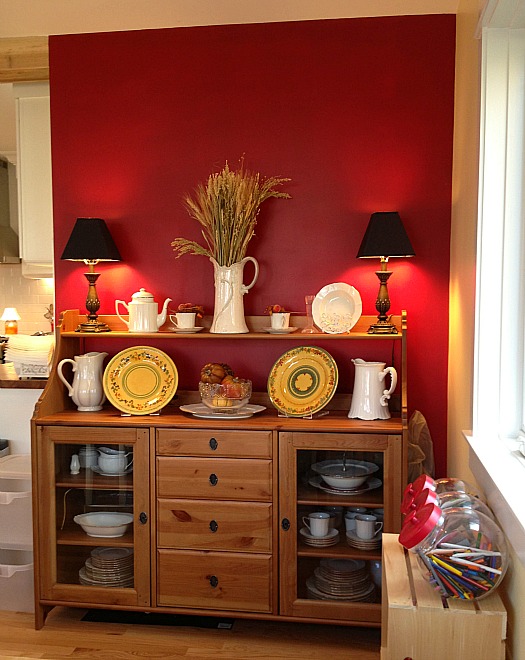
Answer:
[
  {"left": 357, "top": 212, "right": 415, "bottom": 259},
  {"left": 61, "top": 218, "right": 122, "bottom": 262}
]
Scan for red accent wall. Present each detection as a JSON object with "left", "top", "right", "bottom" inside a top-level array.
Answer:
[{"left": 49, "top": 16, "right": 455, "bottom": 475}]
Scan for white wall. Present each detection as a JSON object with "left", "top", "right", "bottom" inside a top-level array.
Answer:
[
  {"left": 0, "top": 264, "right": 53, "bottom": 335},
  {"left": 0, "top": 388, "right": 43, "bottom": 454},
  {"left": 0, "top": 0, "right": 457, "bottom": 153}
]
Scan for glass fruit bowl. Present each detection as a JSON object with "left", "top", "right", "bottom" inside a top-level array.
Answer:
[{"left": 199, "top": 379, "right": 252, "bottom": 411}]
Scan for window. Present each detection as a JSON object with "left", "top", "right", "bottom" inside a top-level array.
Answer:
[
  {"left": 473, "top": 27, "right": 525, "bottom": 443},
  {"left": 468, "top": 20, "right": 525, "bottom": 563}
]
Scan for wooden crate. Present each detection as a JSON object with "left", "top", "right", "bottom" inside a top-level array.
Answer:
[{"left": 381, "top": 533, "right": 507, "bottom": 660}]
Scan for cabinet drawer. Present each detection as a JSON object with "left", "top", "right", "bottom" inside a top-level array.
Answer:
[
  {"left": 157, "top": 499, "right": 272, "bottom": 552},
  {"left": 157, "top": 549, "right": 272, "bottom": 613},
  {"left": 157, "top": 429, "right": 272, "bottom": 458},
  {"left": 41, "top": 426, "right": 138, "bottom": 444},
  {"left": 157, "top": 457, "right": 272, "bottom": 501}
]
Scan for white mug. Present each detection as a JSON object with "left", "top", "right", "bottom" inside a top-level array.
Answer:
[
  {"left": 344, "top": 513, "right": 357, "bottom": 532},
  {"left": 170, "top": 312, "right": 196, "bottom": 329},
  {"left": 346, "top": 506, "right": 367, "bottom": 515},
  {"left": 355, "top": 514, "right": 383, "bottom": 540},
  {"left": 302, "top": 512, "right": 330, "bottom": 537},
  {"left": 271, "top": 312, "right": 290, "bottom": 330},
  {"left": 79, "top": 446, "right": 98, "bottom": 469},
  {"left": 325, "top": 506, "right": 343, "bottom": 529}
]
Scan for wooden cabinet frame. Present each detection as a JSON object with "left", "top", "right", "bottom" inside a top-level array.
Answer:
[
  {"left": 33, "top": 426, "right": 151, "bottom": 627},
  {"left": 31, "top": 309, "right": 408, "bottom": 629},
  {"left": 279, "top": 431, "right": 402, "bottom": 624}
]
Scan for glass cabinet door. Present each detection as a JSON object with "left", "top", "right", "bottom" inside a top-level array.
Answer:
[
  {"left": 279, "top": 431, "right": 402, "bottom": 624},
  {"left": 35, "top": 426, "right": 150, "bottom": 608}
]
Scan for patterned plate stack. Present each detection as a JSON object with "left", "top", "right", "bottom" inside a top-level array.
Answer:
[
  {"left": 346, "top": 529, "right": 382, "bottom": 551},
  {"left": 79, "top": 546, "right": 134, "bottom": 588},
  {"left": 306, "top": 558, "right": 375, "bottom": 602},
  {"left": 299, "top": 527, "right": 340, "bottom": 547}
]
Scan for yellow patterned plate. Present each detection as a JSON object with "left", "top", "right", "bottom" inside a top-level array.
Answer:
[
  {"left": 103, "top": 346, "right": 178, "bottom": 415},
  {"left": 267, "top": 346, "right": 338, "bottom": 417}
]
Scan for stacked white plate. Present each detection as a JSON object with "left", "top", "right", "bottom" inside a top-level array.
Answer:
[
  {"left": 79, "top": 546, "right": 134, "bottom": 588},
  {"left": 299, "top": 527, "right": 339, "bottom": 547},
  {"left": 346, "top": 529, "right": 382, "bottom": 551},
  {"left": 4, "top": 334, "right": 55, "bottom": 377},
  {"left": 306, "top": 558, "right": 375, "bottom": 602}
]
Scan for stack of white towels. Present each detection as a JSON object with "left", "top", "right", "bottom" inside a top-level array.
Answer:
[{"left": 4, "top": 334, "right": 55, "bottom": 378}]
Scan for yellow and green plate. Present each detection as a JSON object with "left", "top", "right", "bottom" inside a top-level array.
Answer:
[
  {"left": 267, "top": 346, "right": 338, "bottom": 417},
  {"left": 103, "top": 346, "right": 178, "bottom": 415}
]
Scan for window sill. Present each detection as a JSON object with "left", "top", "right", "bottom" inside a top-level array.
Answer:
[{"left": 464, "top": 431, "right": 525, "bottom": 566}]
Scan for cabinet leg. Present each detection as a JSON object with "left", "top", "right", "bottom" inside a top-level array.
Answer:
[{"left": 34, "top": 604, "right": 52, "bottom": 630}]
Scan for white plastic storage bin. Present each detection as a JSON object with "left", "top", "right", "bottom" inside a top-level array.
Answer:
[
  {"left": 0, "top": 454, "right": 32, "bottom": 549},
  {"left": 0, "top": 548, "right": 34, "bottom": 612}
]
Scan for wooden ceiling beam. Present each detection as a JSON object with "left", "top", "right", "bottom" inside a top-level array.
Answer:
[{"left": 0, "top": 36, "right": 49, "bottom": 83}]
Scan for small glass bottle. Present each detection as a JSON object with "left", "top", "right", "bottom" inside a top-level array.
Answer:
[
  {"left": 70, "top": 454, "right": 80, "bottom": 475},
  {"left": 399, "top": 503, "right": 508, "bottom": 600},
  {"left": 301, "top": 295, "right": 317, "bottom": 333}
]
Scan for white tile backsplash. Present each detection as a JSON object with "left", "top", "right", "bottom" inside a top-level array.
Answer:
[{"left": 0, "top": 263, "right": 54, "bottom": 335}]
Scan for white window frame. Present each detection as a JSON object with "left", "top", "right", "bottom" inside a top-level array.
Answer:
[{"left": 467, "top": 7, "right": 525, "bottom": 565}]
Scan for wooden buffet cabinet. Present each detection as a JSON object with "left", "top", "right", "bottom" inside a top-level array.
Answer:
[{"left": 31, "top": 310, "right": 408, "bottom": 629}]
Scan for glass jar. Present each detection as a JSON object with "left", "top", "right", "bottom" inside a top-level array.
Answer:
[
  {"left": 403, "top": 487, "right": 495, "bottom": 521},
  {"left": 399, "top": 503, "right": 508, "bottom": 600},
  {"left": 432, "top": 476, "right": 483, "bottom": 499},
  {"left": 437, "top": 490, "right": 495, "bottom": 520},
  {"left": 401, "top": 474, "right": 484, "bottom": 515}
]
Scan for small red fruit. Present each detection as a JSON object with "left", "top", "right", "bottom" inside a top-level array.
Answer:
[{"left": 222, "top": 378, "right": 244, "bottom": 399}]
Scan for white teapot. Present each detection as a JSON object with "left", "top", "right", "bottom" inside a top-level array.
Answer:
[{"left": 115, "top": 288, "right": 172, "bottom": 333}]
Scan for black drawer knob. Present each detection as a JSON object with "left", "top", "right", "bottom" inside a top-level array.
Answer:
[
  {"left": 209, "top": 437, "right": 218, "bottom": 450},
  {"left": 209, "top": 473, "right": 218, "bottom": 486},
  {"left": 139, "top": 512, "right": 148, "bottom": 524},
  {"left": 209, "top": 575, "right": 219, "bottom": 588},
  {"left": 209, "top": 520, "right": 218, "bottom": 533},
  {"left": 281, "top": 518, "right": 291, "bottom": 531}
]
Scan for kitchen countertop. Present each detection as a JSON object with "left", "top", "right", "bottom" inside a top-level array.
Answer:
[{"left": 0, "top": 379, "right": 46, "bottom": 389}]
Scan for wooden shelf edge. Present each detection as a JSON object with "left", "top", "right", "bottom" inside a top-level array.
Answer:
[
  {"left": 59, "top": 310, "right": 404, "bottom": 338},
  {"left": 0, "top": 36, "right": 49, "bottom": 82}
]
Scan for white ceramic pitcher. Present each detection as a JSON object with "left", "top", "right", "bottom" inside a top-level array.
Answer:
[
  {"left": 210, "top": 256, "right": 259, "bottom": 333},
  {"left": 348, "top": 359, "right": 397, "bottom": 420},
  {"left": 57, "top": 351, "right": 108, "bottom": 411}
]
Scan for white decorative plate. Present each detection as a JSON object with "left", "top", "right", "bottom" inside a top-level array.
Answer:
[
  {"left": 90, "top": 466, "right": 133, "bottom": 477},
  {"left": 179, "top": 403, "right": 266, "bottom": 419},
  {"left": 312, "top": 282, "right": 362, "bottom": 334},
  {"left": 262, "top": 327, "right": 298, "bottom": 335},
  {"left": 171, "top": 327, "right": 204, "bottom": 334}
]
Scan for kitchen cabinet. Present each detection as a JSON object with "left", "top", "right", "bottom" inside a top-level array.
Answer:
[
  {"left": 279, "top": 431, "right": 402, "bottom": 625},
  {"left": 31, "top": 309, "right": 407, "bottom": 629},
  {"left": 14, "top": 82, "right": 53, "bottom": 279},
  {"left": 33, "top": 425, "right": 150, "bottom": 626}
]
